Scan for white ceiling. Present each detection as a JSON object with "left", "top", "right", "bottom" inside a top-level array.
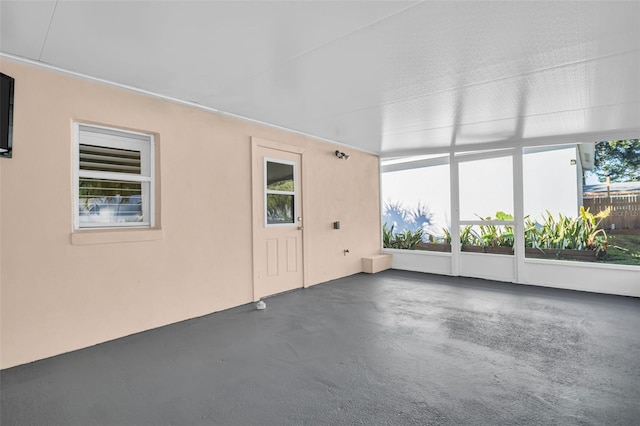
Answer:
[{"left": 1, "top": 1, "right": 639, "bottom": 156}]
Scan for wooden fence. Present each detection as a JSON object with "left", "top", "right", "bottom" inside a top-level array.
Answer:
[{"left": 583, "top": 194, "right": 640, "bottom": 230}]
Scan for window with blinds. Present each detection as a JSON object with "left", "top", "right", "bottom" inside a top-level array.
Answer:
[
  {"left": 79, "top": 145, "right": 141, "bottom": 173},
  {"left": 75, "top": 124, "right": 154, "bottom": 229}
]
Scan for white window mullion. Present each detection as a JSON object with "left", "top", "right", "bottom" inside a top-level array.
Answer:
[
  {"left": 78, "top": 170, "right": 151, "bottom": 182},
  {"left": 513, "top": 146, "right": 525, "bottom": 283},
  {"left": 265, "top": 190, "right": 295, "bottom": 196},
  {"left": 450, "top": 151, "right": 460, "bottom": 276},
  {"left": 459, "top": 220, "right": 515, "bottom": 226}
]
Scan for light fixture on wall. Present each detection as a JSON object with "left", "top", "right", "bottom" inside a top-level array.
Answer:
[{"left": 335, "top": 150, "right": 350, "bottom": 160}]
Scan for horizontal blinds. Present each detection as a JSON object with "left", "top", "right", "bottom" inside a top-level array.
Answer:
[{"left": 79, "top": 144, "right": 141, "bottom": 174}]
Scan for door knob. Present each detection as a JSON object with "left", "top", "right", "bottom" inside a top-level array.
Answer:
[{"left": 297, "top": 226, "right": 304, "bottom": 230}]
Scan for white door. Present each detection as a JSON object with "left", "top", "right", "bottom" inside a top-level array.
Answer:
[
  {"left": 252, "top": 140, "right": 304, "bottom": 300},
  {"left": 453, "top": 150, "right": 517, "bottom": 282}
]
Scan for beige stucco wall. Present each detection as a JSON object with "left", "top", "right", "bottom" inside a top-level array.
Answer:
[{"left": 0, "top": 59, "right": 381, "bottom": 369}]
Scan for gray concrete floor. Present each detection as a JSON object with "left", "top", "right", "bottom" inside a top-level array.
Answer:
[{"left": 2, "top": 270, "right": 639, "bottom": 425}]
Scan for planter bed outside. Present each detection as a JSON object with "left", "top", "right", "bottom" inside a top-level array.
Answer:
[
  {"left": 416, "top": 242, "right": 451, "bottom": 252},
  {"left": 525, "top": 248, "right": 603, "bottom": 262},
  {"left": 461, "top": 245, "right": 514, "bottom": 255},
  {"left": 388, "top": 245, "right": 605, "bottom": 261}
]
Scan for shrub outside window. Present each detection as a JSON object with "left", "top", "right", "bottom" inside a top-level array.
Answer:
[{"left": 74, "top": 124, "right": 154, "bottom": 229}]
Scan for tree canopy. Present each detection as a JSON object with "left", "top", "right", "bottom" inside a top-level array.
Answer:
[{"left": 592, "top": 139, "right": 639, "bottom": 182}]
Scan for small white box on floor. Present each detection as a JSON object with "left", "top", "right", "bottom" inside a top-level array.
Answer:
[{"left": 362, "top": 254, "right": 392, "bottom": 274}]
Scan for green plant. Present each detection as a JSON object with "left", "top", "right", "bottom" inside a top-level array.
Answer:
[
  {"left": 579, "top": 206, "right": 610, "bottom": 253},
  {"left": 382, "top": 223, "right": 395, "bottom": 248},
  {"left": 524, "top": 207, "right": 610, "bottom": 254},
  {"left": 442, "top": 228, "right": 452, "bottom": 244},
  {"left": 459, "top": 225, "right": 481, "bottom": 246},
  {"left": 474, "top": 211, "right": 514, "bottom": 247},
  {"left": 450, "top": 211, "right": 515, "bottom": 247},
  {"left": 382, "top": 223, "right": 424, "bottom": 250},
  {"left": 432, "top": 207, "right": 610, "bottom": 254}
]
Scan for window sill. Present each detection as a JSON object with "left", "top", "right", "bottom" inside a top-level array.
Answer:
[{"left": 71, "top": 228, "right": 163, "bottom": 245}]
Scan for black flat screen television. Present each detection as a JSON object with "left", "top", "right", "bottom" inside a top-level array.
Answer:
[{"left": 1, "top": 72, "right": 15, "bottom": 158}]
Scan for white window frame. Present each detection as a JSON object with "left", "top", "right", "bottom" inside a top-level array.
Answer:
[
  {"left": 73, "top": 123, "right": 155, "bottom": 229},
  {"left": 264, "top": 157, "right": 297, "bottom": 227}
]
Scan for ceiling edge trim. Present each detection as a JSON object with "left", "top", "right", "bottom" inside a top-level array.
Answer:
[
  {"left": 0, "top": 52, "right": 379, "bottom": 156},
  {"left": 381, "top": 128, "right": 640, "bottom": 159}
]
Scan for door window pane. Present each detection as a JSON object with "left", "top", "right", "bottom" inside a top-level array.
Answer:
[
  {"left": 267, "top": 194, "right": 294, "bottom": 224},
  {"left": 265, "top": 159, "right": 296, "bottom": 225},
  {"left": 267, "top": 162, "right": 294, "bottom": 191}
]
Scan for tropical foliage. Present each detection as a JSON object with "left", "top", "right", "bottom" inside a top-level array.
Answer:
[
  {"left": 384, "top": 207, "right": 610, "bottom": 255},
  {"left": 468, "top": 211, "right": 515, "bottom": 247},
  {"left": 524, "top": 207, "right": 610, "bottom": 254},
  {"left": 383, "top": 223, "right": 424, "bottom": 250}
]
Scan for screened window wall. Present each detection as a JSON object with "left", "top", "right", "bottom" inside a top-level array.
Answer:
[
  {"left": 381, "top": 155, "right": 451, "bottom": 251},
  {"left": 382, "top": 144, "right": 638, "bottom": 269}
]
